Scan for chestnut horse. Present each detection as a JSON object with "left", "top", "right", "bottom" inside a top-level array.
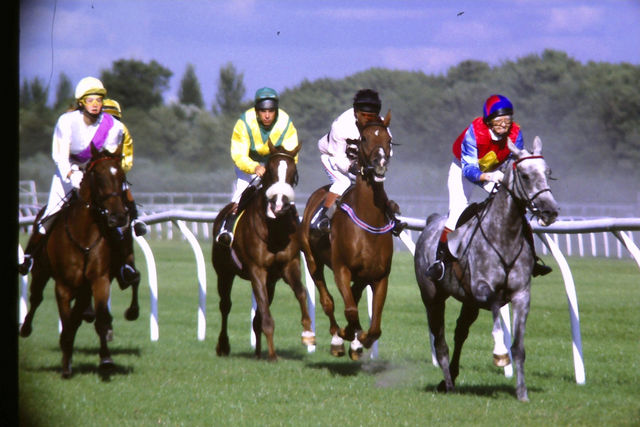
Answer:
[
  {"left": 300, "top": 112, "right": 395, "bottom": 360},
  {"left": 20, "top": 144, "right": 133, "bottom": 378},
  {"left": 211, "top": 141, "right": 314, "bottom": 360}
]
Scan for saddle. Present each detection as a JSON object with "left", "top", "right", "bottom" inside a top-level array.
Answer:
[{"left": 446, "top": 200, "right": 489, "bottom": 260}]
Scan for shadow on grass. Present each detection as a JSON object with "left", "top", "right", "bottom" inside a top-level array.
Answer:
[
  {"left": 421, "top": 382, "right": 543, "bottom": 399},
  {"left": 21, "top": 361, "right": 135, "bottom": 381},
  {"left": 222, "top": 347, "right": 309, "bottom": 361},
  {"left": 305, "top": 358, "right": 392, "bottom": 377}
]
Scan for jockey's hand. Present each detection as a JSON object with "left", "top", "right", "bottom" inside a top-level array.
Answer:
[
  {"left": 254, "top": 164, "right": 266, "bottom": 177},
  {"left": 69, "top": 170, "right": 83, "bottom": 189},
  {"left": 484, "top": 170, "right": 504, "bottom": 183},
  {"left": 346, "top": 143, "right": 358, "bottom": 161}
]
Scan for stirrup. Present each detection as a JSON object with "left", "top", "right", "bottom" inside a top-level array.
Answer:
[
  {"left": 18, "top": 254, "right": 33, "bottom": 275},
  {"left": 310, "top": 207, "right": 330, "bottom": 232},
  {"left": 425, "top": 260, "right": 445, "bottom": 281},
  {"left": 119, "top": 264, "right": 140, "bottom": 289}
]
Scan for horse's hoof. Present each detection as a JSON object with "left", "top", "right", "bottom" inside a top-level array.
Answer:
[
  {"left": 301, "top": 331, "right": 316, "bottom": 346},
  {"left": 330, "top": 344, "right": 345, "bottom": 357},
  {"left": 100, "top": 357, "right": 115, "bottom": 370},
  {"left": 437, "top": 380, "right": 454, "bottom": 393},
  {"left": 19, "top": 324, "right": 32, "bottom": 338},
  {"left": 106, "top": 329, "right": 114, "bottom": 342},
  {"left": 125, "top": 307, "right": 139, "bottom": 321},
  {"left": 493, "top": 353, "right": 511, "bottom": 367},
  {"left": 216, "top": 342, "right": 230, "bottom": 357},
  {"left": 61, "top": 369, "right": 72, "bottom": 379},
  {"left": 348, "top": 347, "right": 362, "bottom": 361}
]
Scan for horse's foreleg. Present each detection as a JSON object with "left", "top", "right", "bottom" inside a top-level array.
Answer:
[
  {"left": 124, "top": 281, "right": 140, "bottom": 321},
  {"left": 282, "top": 261, "right": 315, "bottom": 347},
  {"left": 19, "top": 267, "right": 50, "bottom": 338},
  {"left": 510, "top": 291, "right": 531, "bottom": 402},
  {"left": 450, "top": 303, "right": 479, "bottom": 383},
  {"left": 333, "top": 265, "right": 360, "bottom": 342},
  {"left": 93, "top": 277, "right": 114, "bottom": 368},
  {"left": 491, "top": 307, "right": 510, "bottom": 367},
  {"left": 215, "top": 272, "right": 234, "bottom": 357},
  {"left": 359, "top": 277, "right": 389, "bottom": 349},
  {"left": 55, "top": 282, "right": 82, "bottom": 379},
  {"left": 249, "top": 268, "right": 276, "bottom": 360}
]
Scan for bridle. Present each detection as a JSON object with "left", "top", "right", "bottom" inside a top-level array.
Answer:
[
  {"left": 265, "top": 151, "right": 299, "bottom": 188},
  {"left": 506, "top": 155, "right": 553, "bottom": 218},
  {"left": 355, "top": 121, "right": 391, "bottom": 178},
  {"left": 83, "top": 155, "right": 126, "bottom": 219}
]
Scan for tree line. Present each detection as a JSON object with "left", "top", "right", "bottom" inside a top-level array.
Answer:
[{"left": 19, "top": 50, "right": 640, "bottom": 204}]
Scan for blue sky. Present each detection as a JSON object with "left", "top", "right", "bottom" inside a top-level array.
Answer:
[{"left": 20, "top": 0, "right": 640, "bottom": 108}]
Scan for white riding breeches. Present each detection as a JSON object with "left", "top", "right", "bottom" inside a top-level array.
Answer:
[
  {"left": 40, "top": 172, "right": 75, "bottom": 234},
  {"left": 231, "top": 166, "right": 258, "bottom": 203},
  {"left": 320, "top": 154, "right": 352, "bottom": 195},
  {"left": 445, "top": 160, "right": 476, "bottom": 230}
]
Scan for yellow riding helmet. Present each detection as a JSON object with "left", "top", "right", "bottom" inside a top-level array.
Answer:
[
  {"left": 102, "top": 98, "right": 122, "bottom": 119},
  {"left": 75, "top": 76, "right": 107, "bottom": 100}
]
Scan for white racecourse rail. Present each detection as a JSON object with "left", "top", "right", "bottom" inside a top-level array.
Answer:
[{"left": 18, "top": 211, "right": 640, "bottom": 384}]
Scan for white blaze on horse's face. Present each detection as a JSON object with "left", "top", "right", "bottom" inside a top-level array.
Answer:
[
  {"left": 373, "top": 146, "right": 388, "bottom": 182},
  {"left": 265, "top": 159, "right": 295, "bottom": 219},
  {"left": 110, "top": 166, "right": 118, "bottom": 175}
]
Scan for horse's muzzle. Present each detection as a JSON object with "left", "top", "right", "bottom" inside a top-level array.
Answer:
[{"left": 107, "top": 212, "right": 129, "bottom": 228}]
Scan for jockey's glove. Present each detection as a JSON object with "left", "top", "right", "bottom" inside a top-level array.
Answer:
[
  {"left": 485, "top": 170, "right": 504, "bottom": 183},
  {"left": 69, "top": 170, "right": 84, "bottom": 189}
]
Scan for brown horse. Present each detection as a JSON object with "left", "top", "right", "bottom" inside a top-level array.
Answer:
[
  {"left": 20, "top": 144, "right": 132, "bottom": 378},
  {"left": 211, "top": 141, "right": 314, "bottom": 360},
  {"left": 300, "top": 112, "right": 395, "bottom": 360}
]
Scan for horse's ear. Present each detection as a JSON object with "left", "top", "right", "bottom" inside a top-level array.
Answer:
[
  {"left": 507, "top": 137, "right": 522, "bottom": 157},
  {"left": 290, "top": 143, "right": 302, "bottom": 157},
  {"left": 532, "top": 136, "right": 542, "bottom": 156},
  {"left": 113, "top": 143, "right": 123, "bottom": 159},
  {"left": 267, "top": 138, "right": 275, "bottom": 153},
  {"left": 383, "top": 109, "right": 391, "bottom": 127}
]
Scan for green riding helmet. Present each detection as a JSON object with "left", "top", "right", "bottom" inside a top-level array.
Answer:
[{"left": 254, "top": 87, "right": 279, "bottom": 110}]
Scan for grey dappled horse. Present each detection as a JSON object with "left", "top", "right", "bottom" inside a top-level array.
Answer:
[{"left": 414, "top": 136, "right": 558, "bottom": 401}]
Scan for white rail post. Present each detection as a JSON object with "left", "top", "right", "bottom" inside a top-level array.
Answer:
[
  {"left": 17, "top": 245, "right": 28, "bottom": 326},
  {"left": 612, "top": 230, "right": 640, "bottom": 270},
  {"left": 540, "top": 233, "right": 586, "bottom": 384},
  {"left": 300, "top": 252, "right": 316, "bottom": 353},
  {"left": 175, "top": 220, "right": 207, "bottom": 341},
  {"left": 134, "top": 233, "right": 159, "bottom": 341}
]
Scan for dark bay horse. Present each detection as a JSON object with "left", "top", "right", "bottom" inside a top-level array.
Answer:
[
  {"left": 300, "top": 112, "right": 395, "bottom": 360},
  {"left": 414, "top": 136, "right": 559, "bottom": 401},
  {"left": 20, "top": 144, "right": 133, "bottom": 378},
  {"left": 211, "top": 141, "right": 314, "bottom": 360}
]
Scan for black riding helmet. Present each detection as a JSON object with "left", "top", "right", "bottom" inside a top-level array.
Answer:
[{"left": 353, "top": 89, "right": 381, "bottom": 114}]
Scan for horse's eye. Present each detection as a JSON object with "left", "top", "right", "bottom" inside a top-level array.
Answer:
[{"left": 521, "top": 173, "right": 530, "bottom": 181}]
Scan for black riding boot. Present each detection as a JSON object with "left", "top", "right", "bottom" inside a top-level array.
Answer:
[
  {"left": 109, "top": 225, "right": 140, "bottom": 289},
  {"left": 216, "top": 212, "right": 237, "bottom": 246},
  {"left": 310, "top": 205, "right": 330, "bottom": 232},
  {"left": 18, "top": 230, "right": 45, "bottom": 275},
  {"left": 524, "top": 220, "right": 552, "bottom": 277},
  {"left": 126, "top": 198, "right": 147, "bottom": 236},
  {"left": 425, "top": 240, "right": 449, "bottom": 281}
]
